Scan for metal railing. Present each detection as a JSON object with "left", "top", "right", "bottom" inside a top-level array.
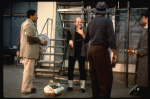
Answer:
[{"left": 40, "top": 18, "right": 53, "bottom": 38}]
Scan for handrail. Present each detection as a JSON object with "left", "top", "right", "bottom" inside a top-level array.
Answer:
[{"left": 40, "top": 18, "right": 53, "bottom": 38}]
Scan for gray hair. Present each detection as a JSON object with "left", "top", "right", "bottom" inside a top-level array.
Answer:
[{"left": 74, "top": 17, "right": 82, "bottom": 22}]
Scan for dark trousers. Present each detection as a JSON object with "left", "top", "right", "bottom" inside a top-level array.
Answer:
[
  {"left": 68, "top": 54, "right": 86, "bottom": 80},
  {"left": 88, "top": 44, "right": 113, "bottom": 98},
  {"left": 139, "top": 87, "right": 149, "bottom": 98}
]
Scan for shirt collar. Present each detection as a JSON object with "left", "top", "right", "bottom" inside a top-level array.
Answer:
[
  {"left": 144, "top": 26, "right": 148, "bottom": 29},
  {"left": 27, "top": 19, "right": 35, "bottom": 26}
]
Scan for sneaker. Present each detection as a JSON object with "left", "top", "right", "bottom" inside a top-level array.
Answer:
[
  {"left": 81, "top": 88, "right": 85, "bottom": 93},
  {"left": 67, "top": 87, "right": 73, "bottom": 91}
]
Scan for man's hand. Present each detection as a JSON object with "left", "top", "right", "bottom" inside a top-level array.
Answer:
[
  {"left": 40, "top": 38, "right": 47, "bottom": 46},
  {"left": 127, "top": 48, "right": 137, "bottom": 56},
  {"left": 16, "top": 51, "right": 19, "bottom": 57},
  {"left": 134, "top": 50, "right": 137, "bottom": 54},
  {"left": 76, "top": 28, "right": 85, "bottom": 39},
  {"left": 127, "top": 48, "right": 133, "bottom": 56},
  {"left": 112, "top": 55, "right": 117, "bottom": 64},
  {"left": 76, "top": 28, "right": 83, "bottom": 35},
  {"left": 69, "top": 40, "right": 73, "bottom": 48},
  {"left": 112, "top": 49, "right": 117, "bottom": 64}
]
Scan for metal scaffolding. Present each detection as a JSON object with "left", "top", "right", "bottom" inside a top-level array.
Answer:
[{"left": 3, "top": 1, "right": 148, "bottom": 87}]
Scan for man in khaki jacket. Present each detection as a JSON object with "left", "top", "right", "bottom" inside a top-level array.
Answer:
[{"left": 19, "top": 9, "right": 47, "bottom": 94}]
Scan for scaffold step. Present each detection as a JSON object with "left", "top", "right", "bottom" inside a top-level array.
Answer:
[
  {"left": 48, "top": 46, "right": 66, "bottom": 48},
  {"left": 43, "top": 52, "right": 64, "bottom": 56},
  {"left": 35, "top": 68, "right": 60, "bottom": 73},
  {"left": 57, "top": 8, "right": 82, "bottom": 12},
  {"left": 50, "top": 39, "right": 66, "bottom": 41},
  {"left": 59, "top": 12, "right": 84, "bottom": 15},
  {"left": 61, "top": 20, "right": 85, "bottom": 23},
  {"left": 57, "top": 2, "right": 83, "bottom": 6},
  {"left": 38, "top": 60, "right": 63, "bottom": 64}
]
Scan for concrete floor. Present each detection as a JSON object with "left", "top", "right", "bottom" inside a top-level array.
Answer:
[{"left": 3, "top": 64, "right": 140, "bottom": 98}]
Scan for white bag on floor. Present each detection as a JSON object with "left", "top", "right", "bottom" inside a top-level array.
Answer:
[
  {"left": 44, "top": 85, "right": 55, "bottom": 94},
  {"left": 44, "top": 83, "right": 65, "bottom": 95}
]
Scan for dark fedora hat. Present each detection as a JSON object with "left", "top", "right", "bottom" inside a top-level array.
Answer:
[{"left": 93, "top": 2, "right": 109, "bottom": 14}]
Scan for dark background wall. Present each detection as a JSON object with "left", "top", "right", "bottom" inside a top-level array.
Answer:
[{"left": 3, "top": 2, "right": 37, "bottom": 49}]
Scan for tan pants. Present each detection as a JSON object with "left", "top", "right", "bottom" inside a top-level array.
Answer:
[{"left": 21, "top": 58, "right": 35, "bottom": 92}]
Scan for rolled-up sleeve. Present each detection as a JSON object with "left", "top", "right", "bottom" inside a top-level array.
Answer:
[
  {"left": 107, "top": 20, "right": 117, "bottom": 50},
  {"left": 27, "top": 36, "right": 40, "bottom": 44},
  {"left": 24, "top": 24, "right": 40, "bottom": 44}
]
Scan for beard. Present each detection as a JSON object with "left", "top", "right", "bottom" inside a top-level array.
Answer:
[
  {"left": 33, "top": 19, "right": 37, "bottom": 22},
  {"left": 32, "top": 17, "right": 38, "bottom": 22}
]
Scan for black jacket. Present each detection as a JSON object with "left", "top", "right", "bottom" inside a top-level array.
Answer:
[{"left": 67, "top": 24, "right": 87, "bottom": 57}]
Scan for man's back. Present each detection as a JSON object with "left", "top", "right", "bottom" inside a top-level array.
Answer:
[{"left": 87, "top": 16, "right": 116, "bottom": 50}]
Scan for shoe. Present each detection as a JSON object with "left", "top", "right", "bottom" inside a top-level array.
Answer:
[
  {"left": 129, "top": 85, "right": 140, "bottom": 95},
  {"left": 31, "top": 88, "right": 36, "bottom": 92},
  {"left": 81, "top": 88, "right": 85, "bottom": 93},
  {"left": 67, "top": 87, "right": 73, "bottom": 91},
  {"left": 22, "top": 88, "right": 36, "bottom": 94}
]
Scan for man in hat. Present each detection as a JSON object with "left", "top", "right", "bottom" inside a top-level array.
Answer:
[
  {"left": 128, "top": 10, "right": 148, "bottom": 98},
  {"left": 85, "top": 2, "right": 117, "bottom": 98},
  {"left": 66, "top": 17, "right": 87, "bottom": 93},
  {"left": 19, "top": 9, "right": 47, "bottom": 94}
]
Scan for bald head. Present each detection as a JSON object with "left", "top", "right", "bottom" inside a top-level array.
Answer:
[
  {"left": 75, "top": 17, "right": 82, "bottom": 22},
  {"left": 74, "top": 17, "right": 82, "bottom": 29}
]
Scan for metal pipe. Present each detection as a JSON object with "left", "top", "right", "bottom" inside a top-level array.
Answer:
[
  {"left": 126, "top": 1, "right": 130, "bottom": 88},
  {"left": 116, "top": 9, "right": 127, "bottom": 11},
  {"left": 10, "top": 2, "right": 12, "bottom": 48},
  {"left": 116, "top": 7, "right": 148, "bottom": 11},
  {"left": 47, "top": 18, "right": 48, "bottom": 36},
  {"left": 40, "top": 18, "right": 53, "bottom": 35},
  {"left": 131, "top": 8, "right": 148, "bottom": 10},
  {"left": 118, "top": 1, "right": 119, "bottom": 9}
]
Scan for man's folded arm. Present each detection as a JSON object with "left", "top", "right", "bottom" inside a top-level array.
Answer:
[{"left": 27, "top": 36, "right": 40, "bottom": 44}]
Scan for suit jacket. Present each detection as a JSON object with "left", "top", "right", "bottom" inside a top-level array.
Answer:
[
  {"left": 67, "top": 24, "right": 87, "bottom": 57},
  {"left": 135, "top": 27, "right": 148, "bottom": 87},
  {"left": 20, "top": 19, "right": 40, "bottom": 59}
]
